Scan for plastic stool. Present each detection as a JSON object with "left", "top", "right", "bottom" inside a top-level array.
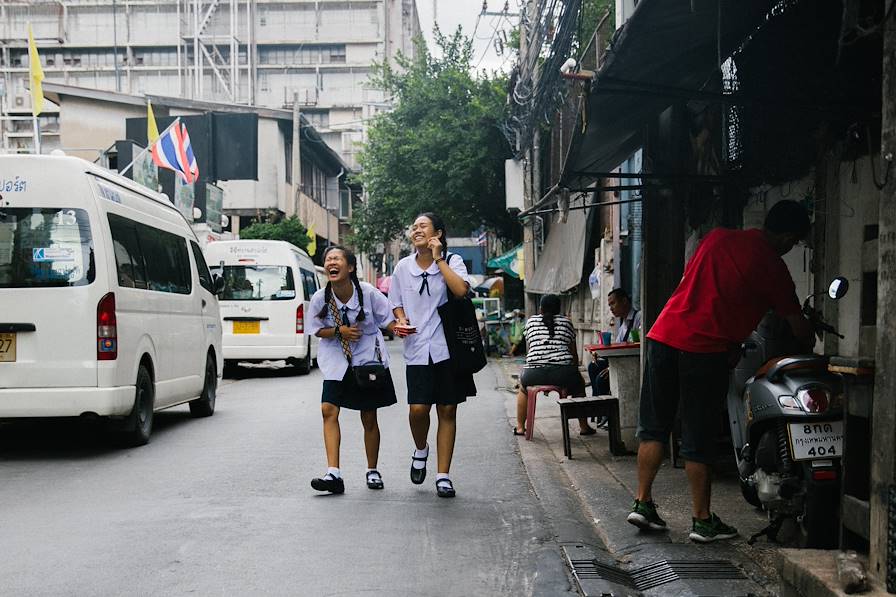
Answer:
[{"left": 525, "top": 385, "right": 568, "bottom": 440}]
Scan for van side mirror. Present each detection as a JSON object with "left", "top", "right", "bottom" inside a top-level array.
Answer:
[
  {"left": 213, "top": 274, "right": 226, "bottom": 295},
  {"left": 828, "top": 277, "right": 849, "bottom": 300}
]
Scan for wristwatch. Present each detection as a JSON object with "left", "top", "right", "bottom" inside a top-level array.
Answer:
[{"left": 434, "top": 256, "right": 445, "bottom": 264}]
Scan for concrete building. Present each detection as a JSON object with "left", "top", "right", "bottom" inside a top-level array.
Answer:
[
  {"left": 43, "top": 82, "right": 352, "bottom": 250},
  {"left": 0, "top": 0, "right": 421, "bottom": 168}
]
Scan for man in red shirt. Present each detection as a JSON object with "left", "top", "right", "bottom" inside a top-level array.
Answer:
[{"left": 626, "top": 200, "right": 815, "bottom": 543}]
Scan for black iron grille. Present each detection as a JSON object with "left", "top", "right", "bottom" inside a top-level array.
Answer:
[{"left": 570, "top": 558, "right": 746, "bottom": 592}]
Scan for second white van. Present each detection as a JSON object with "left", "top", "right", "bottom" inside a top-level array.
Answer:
[{"left": 205, "top": 240, "right": 319, "bottom": 374}]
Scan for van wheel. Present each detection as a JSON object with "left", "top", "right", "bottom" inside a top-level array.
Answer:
[
  {"left": 289, "top": 345, "right": 312, "bottom": 376},
  {"left": 119, "top": 364, "right": 154, "bottom": 447},
  {"left": 190, "top": 354, "right": 217, "bottom": 418}
]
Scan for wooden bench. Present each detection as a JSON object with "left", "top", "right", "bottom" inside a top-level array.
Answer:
[{"left": 557, "top": 396, "right": 626, "bottom": 458}]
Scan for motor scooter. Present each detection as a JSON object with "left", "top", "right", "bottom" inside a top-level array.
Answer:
[{"left": 728, "top": 276, "right": 849, "bottom": 548}]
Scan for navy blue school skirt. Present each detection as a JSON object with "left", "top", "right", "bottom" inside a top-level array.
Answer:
[
  {"left": 405, "top": 358, "right": 476, "bottom": 405},
  {"left": 322, "top": 368, "right": 397, "bottom": 411}
]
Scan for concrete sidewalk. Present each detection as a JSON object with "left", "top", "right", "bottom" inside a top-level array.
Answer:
[{"left": 490, "top": 357, "right": 786, "bottom": 596}]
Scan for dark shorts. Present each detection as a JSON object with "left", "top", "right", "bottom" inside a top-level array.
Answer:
[
  {"left": 519, "top": 364, "right": 586, "bottom": 397},
  {"left": 322, "top": 368, "right": 397, "bottom": 411},
  {"left": 637, "top": 339, "right": 729, "bottom": 464},
  {"left": 406, "top": 358, "right": 475, "bottom": 405}
]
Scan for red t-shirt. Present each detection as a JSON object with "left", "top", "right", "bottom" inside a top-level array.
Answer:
[{"left": 648, "top": 228, "right": 802, "bottom": 353}]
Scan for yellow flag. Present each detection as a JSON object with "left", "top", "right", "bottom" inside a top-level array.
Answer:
[
  {"left": 306, "top": 224, "right": 317, "bottom": 256},
  {"left": 27, "top": 24, "right": 44, "bottom": 117},
  {"left": 517, "top": 247, "right": 525, "bottom": 281},
  {"left": 147, "top": 101, "right": 160, "bottom": 145}
]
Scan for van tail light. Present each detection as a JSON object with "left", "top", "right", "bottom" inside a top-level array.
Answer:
[
  {"left": 296, "top": 304, "right": 305, "bottom": 334},
  {"left": 97, "top": 292, "right": 118, "bottom": 361}
]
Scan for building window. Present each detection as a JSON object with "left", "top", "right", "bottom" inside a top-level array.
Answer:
[
  {"left": 306, "top": 111, "right": 329, "bottom": 129},
  {"left": 329, "top": 45, "right": 346, "bottom": 63}
]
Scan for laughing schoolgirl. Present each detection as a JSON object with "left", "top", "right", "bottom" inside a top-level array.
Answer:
[
  {"left": 389, "top": 212, "right": 475, "bottom": 498},
  {"left": 307, "top": 245, "right": 398, "bottom": 494}
]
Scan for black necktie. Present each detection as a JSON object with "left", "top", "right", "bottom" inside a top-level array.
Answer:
[
  {"left": 418, "top": 272, "right": 430, "bottom": 296},
  {"left": 342, "top": 306, "right": 351, "bottom": 326}
]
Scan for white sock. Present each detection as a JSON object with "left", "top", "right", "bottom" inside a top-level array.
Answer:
[
  {"left": 326, "top": 467, "right": 341, "bottom": 479},
  {"left": 366, "top": 468, "right": 381, "bottom": 479},
  {"left": 412, "top": 445, "right": 429, "bottom": 470},
  {"left": 436, "top": 473, "right": 451, "bottom": 486}
]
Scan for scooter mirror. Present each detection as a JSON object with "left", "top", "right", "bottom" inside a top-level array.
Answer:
[{"left": 828, "top": 277, "right": 849, "bottom": 300}]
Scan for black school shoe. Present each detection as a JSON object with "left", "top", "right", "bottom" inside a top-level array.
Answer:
[
  {"left": 311, "top": 474, "right": 345, "bottom": 494},
  {"left": 366, "top": 470, "right": 384, "bottom": 490},
  {"left": 410, "top": 453, "right": 428, "bottom": 485},
  {"left": 436, "top": 478, "right": 456, "bottom": 498}
]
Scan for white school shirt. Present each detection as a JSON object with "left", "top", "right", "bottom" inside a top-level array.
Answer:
[
  {"left": 306, "top": 281, "right": 396, "bottom": 381},
  {"left": 388, "top": 252, "right": 470, "bottom": 365}
]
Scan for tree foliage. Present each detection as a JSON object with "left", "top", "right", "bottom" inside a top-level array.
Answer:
[
  {"left": 239, "top": 215, "right": 310, "bottom": 252},
  {"left": 352, "top": 29, "right": 516, "bottom": 254},
  {"left": 575, "top": 0, "right": 615, "bottom": 55}
]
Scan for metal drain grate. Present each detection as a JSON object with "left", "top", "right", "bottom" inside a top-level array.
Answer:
[
  {"left": 570, "top": 558, "right": 746, "bottom": 592},
  {"left": 570, "top": 559, "right": 636, "bottom": 588}
]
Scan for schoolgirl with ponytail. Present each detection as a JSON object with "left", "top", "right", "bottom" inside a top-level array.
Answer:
[
  {"left": 306, "top": 245, "right": 399, "bottom": 494},
  {"left": 389, "top": 212, "right": 476, "bottom": 498},
  {"left": 514, "top": 294, "right": 594, "bottom": 436}
]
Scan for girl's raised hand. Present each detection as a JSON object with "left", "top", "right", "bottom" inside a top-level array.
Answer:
[
  {"left": 427, "top": 237, "right": 443, "bottom": 260},
  {"left": 342, "top": 324, "right": 363, "bottom": 342}
]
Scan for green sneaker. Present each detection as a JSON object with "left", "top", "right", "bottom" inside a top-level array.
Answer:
[
  {"left": 626, "top": 499, "right": 668, "bottom": 531},
  {"left": 689, "top": 513, "right": 739, "bottom": 543}
]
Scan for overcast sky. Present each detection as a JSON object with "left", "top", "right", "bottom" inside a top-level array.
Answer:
[{"left": 416, "top": 0, "right": 519, "bottom": 74}]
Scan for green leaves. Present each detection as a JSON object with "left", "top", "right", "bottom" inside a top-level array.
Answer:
[
  {"left": 239, "top": 215, "right": 310, "bottom": 253},
  {"left": 353, "top": 28, "right": 516, "bottom": 254}
]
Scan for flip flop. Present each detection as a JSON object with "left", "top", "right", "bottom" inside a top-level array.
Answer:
[{"left": 512, "top": 427, "right": 526, "bottom": 436}]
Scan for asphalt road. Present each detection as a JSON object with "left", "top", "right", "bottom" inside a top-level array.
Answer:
[{"left": 0, "top": 343, "right": 575, "bottom": 597}]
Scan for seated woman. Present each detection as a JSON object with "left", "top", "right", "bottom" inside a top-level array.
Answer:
[{"left": 514, "top": 294, "right": 595, "bottom": 436}]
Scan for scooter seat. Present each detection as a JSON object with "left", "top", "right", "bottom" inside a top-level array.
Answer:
[{"left": 754, "top": 356, "right": 829, "bottom": 381}]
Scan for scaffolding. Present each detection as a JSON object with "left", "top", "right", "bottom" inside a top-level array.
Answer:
[{"left": 178, "top": 0, "right": 253, "bottom": 104}]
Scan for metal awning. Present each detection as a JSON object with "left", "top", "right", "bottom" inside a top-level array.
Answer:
[
  {"left": 487, "top": 244, "right": 523, "bottom": 279},
  {"left": 560, "top": 0, "right": 776, "bottom": 191},
  {"left": 526, "top": 209, "right": 589, "bottom": 295}
]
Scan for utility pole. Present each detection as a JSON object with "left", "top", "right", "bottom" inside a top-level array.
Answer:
[
  {"left": 112, "top": 0, "right": 121, "bottom": 92},
  {"left": 871, "top": 0, "right": 896, "bottom": 589},
  {"left": 292, "top": 91, "right": 302, "bottom": 218},
  {"left": 521, "top": 0, "right": 537, "bottom": 316}
]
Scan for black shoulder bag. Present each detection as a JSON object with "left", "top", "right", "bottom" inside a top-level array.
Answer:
[
  {"left": 328, "top": 296, "right": 391, "bottom": 390},
  {"left": 437, "top": 253, "right": 487, "bottom": 375}
]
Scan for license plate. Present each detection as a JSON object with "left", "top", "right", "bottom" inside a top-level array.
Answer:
[
  {"left": 233, "top": 320, "right": 260, "bottom": 334},
  {"left": 0, "top": 333, "right": 15, "bottom": 362},
  {"left": 788, "top": 421, "right": 843, "bottom": 460}
]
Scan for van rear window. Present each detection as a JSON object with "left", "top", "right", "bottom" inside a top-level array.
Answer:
[
  {"left": 213, "top": 265, "right": 296, "bottom": 300},
  {"left": 0, "top": 208, "right": 95, "bottom": 288}
]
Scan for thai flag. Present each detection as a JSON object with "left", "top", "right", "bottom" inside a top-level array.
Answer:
[{"left": 151, "top": 120, "right": 199, "bottom": 183}]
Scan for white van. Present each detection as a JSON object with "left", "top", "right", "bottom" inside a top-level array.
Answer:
[
  {"left": 0, "top": 155, "right": 223, "bottom": 446},
  {"left": 204, "top": 240, "right": 319, "bottom": 374}
]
